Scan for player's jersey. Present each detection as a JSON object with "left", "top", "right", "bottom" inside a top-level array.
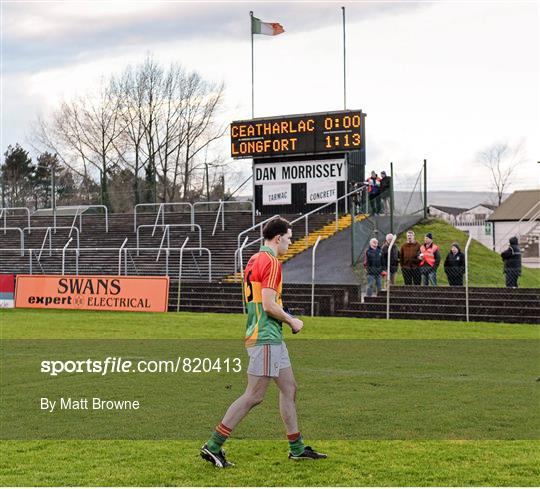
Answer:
[{"left": 243, "top": 246, "right": 283, "bottom": 347}]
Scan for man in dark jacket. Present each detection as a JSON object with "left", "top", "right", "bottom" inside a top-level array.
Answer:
[
  {"left": 501, "top": 236, "right": 522, "bottom": 287},
  {"left": 399, "top": 230, "right": 421, "bottom": 285},
  {"left": 444, "top": 242, "right": 465, "bottom": 286},
  {"left": 379, "top": 171, "right": 391, "bottom": 214},
  {"left": 381, "top": 233, "right": 399, "bottom": 288},
  {"left": 364, "top": 238, "right": 383, "bottom": 297}
]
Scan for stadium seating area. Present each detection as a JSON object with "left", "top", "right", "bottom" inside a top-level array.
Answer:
[
  {"left": 0, "top": 210, "right": 335, "bottom": 278},
  {"left": 1, "top": 207, "right": 538, "bottom": 323}
]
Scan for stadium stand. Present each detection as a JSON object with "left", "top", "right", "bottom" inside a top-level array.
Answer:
[
  {"left": 1, "top": 207, "right": 538, "bottom": 323},
  {"left": 0, "top": 209, "right": 336, "bottom": 278},
  {"left": 343, "top": 286, "right": 540, "bottom": 324}
]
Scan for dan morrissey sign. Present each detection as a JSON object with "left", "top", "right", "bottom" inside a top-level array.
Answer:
[
  {"left": 254, "top": 159, "right": 345, "bottom": 185},
  {"left": 15, "top": 275, "right": 169, "bottom": 313}
]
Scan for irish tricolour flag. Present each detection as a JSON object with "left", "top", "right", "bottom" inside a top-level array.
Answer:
[{"left": 251, "top": 16, "right": 284, "bottom": 36}]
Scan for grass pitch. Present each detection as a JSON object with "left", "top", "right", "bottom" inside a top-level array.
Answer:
[{"left": 1, "top": 309, "right": 539, "bottom": 486}]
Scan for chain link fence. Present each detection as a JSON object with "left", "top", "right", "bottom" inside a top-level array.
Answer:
[{"left": 369, "top": 223, "right": 540, "bottom": 323}]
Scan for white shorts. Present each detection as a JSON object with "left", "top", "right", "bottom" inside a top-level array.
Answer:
[{"left": 246, "top": 342, "right": 291, "bottom": 378}]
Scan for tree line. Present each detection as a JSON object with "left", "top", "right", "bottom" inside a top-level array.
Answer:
[{"left": 2, "top": 56, "right": 230, "bottom": 212}]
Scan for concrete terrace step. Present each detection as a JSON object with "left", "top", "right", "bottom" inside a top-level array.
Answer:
[
  {"left": 334, "top": 309, "right": 540, "bottom": 324},
  {"left": 364, "top": 294, "right": 540, "bottom": 307},
  {"left": 345, "top": 301, "right": 539, "bottom": 317}
]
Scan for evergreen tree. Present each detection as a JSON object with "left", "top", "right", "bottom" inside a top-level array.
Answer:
[
  {"left": 1, "top": 144, "right": 34, "bottom": 207},
  {"left": 32, "top": 152, "right": 59, "bottom": 209}
]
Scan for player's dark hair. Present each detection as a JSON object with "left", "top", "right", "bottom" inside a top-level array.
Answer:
[{"left": 263, "top": 217, "right": 292, "bottom": 241}]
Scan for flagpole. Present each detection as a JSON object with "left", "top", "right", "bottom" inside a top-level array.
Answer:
[
  {"left": 342, "top": 6, "right": 346, "bottom": 110},
  {"left": 250, "top": 11, "right": 254, "bottom": 118}
]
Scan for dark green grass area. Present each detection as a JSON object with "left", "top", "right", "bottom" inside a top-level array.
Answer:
[
  {"left": 395, "top": 219, "right": 540, "bottom": 288},
  {"left": 1, "top": 440, "right": 539, "bottom": 486},
  {"left": 2, "top": 308, "right": 539, "bottom": 339},
  {"left": 3, "top": 339, "right": 538, "bottom": 440},
  {"left": 0, "top": 309, "right": 539, "bottom": 486}
]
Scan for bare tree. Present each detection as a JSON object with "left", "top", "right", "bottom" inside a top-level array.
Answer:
[
  {"left": 31, "top": 56, "right": 228, "bottom": 211},
  {"left": 477, "top": 141, "right": 526, "bottom": 206},
  {"left": 179, "top": 74, "right": 226, "bottom": 200},
  {"left": 32, "top": 83, "right": 125, "bottom": 209}
]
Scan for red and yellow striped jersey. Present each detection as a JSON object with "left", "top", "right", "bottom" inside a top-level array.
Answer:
[{"left": 243, "top": 246, "right": 283, "bottom": 347}]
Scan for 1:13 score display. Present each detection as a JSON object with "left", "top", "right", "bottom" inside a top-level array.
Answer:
[{"left": 323, "top": 114, "right": 362, "bottom": 150}]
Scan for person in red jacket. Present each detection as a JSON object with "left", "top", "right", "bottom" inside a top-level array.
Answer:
[
  {"left": 419, "top": 232, "right": 440, "bottom": 286},
  {"left": 365, "top": 171, "right": 382, "bottom": 215}
]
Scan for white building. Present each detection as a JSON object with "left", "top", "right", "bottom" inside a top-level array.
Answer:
[
  {"left": 428, "top": 205, "right": 467, "bottom": 223},
  {"left": 487, "top": 189, "right": 540, "bottom": 260},
  {"left": 459, "top": 203, "right": 497, "bottom": 222}
]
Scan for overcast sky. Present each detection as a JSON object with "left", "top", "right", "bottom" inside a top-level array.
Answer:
[{"left": 1, "top": 0, "right": 538, "bottom": 195}]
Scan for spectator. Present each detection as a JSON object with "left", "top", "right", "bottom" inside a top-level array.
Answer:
[
  {"left": 444, "top": 242, "right": 465, "bottom": 286},
  {"left": 366, "top": 171, "right": 381, "bottom": 215},
  {"left": 399, "top": 230, "right": 421, "bottom": 285},
  {"left": 380, "top": 171, "right": 391, "bottom": 214},
  {"left": 419, "top": 232, "right": 440, "bottom": 286},
  {"left": 364, "top": 238, "right": 383, "bottom": 297},
  {"left": 381, "top": 233, "right": 399, "bottom": 289},
  {"left": 501, "top": 236, "right": 522, "bottom": 288}
]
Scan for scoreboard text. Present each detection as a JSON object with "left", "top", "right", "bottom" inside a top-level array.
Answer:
[{"left": 230, "top": 110, "right": 364, "bottom": 159}]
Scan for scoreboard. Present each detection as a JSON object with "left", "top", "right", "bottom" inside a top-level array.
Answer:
[{"left": 231, "top": 110, "right": 365, "bottom": 159}]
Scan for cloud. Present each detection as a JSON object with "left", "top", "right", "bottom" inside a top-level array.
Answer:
[{"left": 2, "top": 1, "right": 433, "bottom": 74}]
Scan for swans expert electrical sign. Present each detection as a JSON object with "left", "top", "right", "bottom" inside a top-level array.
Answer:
[
  {"left": 15, "top": 275, "right": 169, "bottom": 312},
  {"left": 231, "top": 110, "right": 364, "bottom": 159}
]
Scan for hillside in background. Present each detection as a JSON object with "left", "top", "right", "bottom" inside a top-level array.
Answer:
[
  {"left": 395, "top": 219, "right": 540, "bottom": 288},
  {"left": 392, "top": 191, "right": 508, "bottom": 210}
]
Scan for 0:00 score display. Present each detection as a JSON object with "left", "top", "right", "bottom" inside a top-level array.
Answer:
[{"left": 323, "top": 114, "right": 361, "bottom": 130}]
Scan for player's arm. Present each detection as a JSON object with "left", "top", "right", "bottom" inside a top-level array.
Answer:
[{"left": 262, "top": 288, "right": 303, "bottom": 334}]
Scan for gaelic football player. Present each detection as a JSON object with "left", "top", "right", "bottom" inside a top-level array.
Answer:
[{"left": 200, "top": 217, "right": 327, "bottom": 467}]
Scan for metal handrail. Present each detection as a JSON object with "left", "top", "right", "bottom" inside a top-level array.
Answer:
[
  {"left": 37, "top": 227, "right": 52, "bottom": 261},
  {"left": 290, "top": 184, "right": 368, "bottom": 244},
  {"left": 28, "top": 249, "right": 44, "bottom": 275},
  {"left": 133, "top": 202, "right": 194, "bottom": 233},
  {"left": 118, "top": 238, "right": 128, "bottom": 276},
  {"left": 70, "top": 206, "right": 80, "bottom": 233},
  {"left": 61, "top": 237, "right": 73, "bottom": 274},
  {"left": 176, "top": 237, "right": 190, "bottom": 312},
  {"left": 464, "top": 235, "right": 473, "bottom": 322},
  {"left": 156, "top": 226, "right": 170, "bottom": 262},
  {"left": 0, "top": 227, "right": 24, "bottom": 256},
  {"left": 234, "top": 185, "right": 368, "bottom": 270},
  {"left": 152, "top": 205, "right": 163, "bottom": 237},
  {"left": 136, "top": 224, "right": 202, "bottom": 256},
  {"left": 237, "top": 214, "right": 280, "bottom": 253},
  {"left": 385, "top": 234, "right": 397, "bottom": 320},
  {"left": 235, "top": 214, "right": 280, "bottom": 274},
  {"left": 38, "top": 204, "right": 108, "bottom": 233},
  {"left": 55, "top": 245, "right": 211, "bottom": 280},
  {"left": 311, "top": 235, "right": 322, "bottom": 317},
  {"left": 194, "top": 200, "right": 255, "bottom": 230},
  {"left": 239, "top": 236, "right": 250, "bottom": 314},
  {"left": 24, "top": 226, "right": 80, "bottom": 260},
  {"left": 212, "top": 200, "right": 224, "bottom": 236},
  {"left": 1, "top": 207, "right": 31, "bottom": 232}
]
